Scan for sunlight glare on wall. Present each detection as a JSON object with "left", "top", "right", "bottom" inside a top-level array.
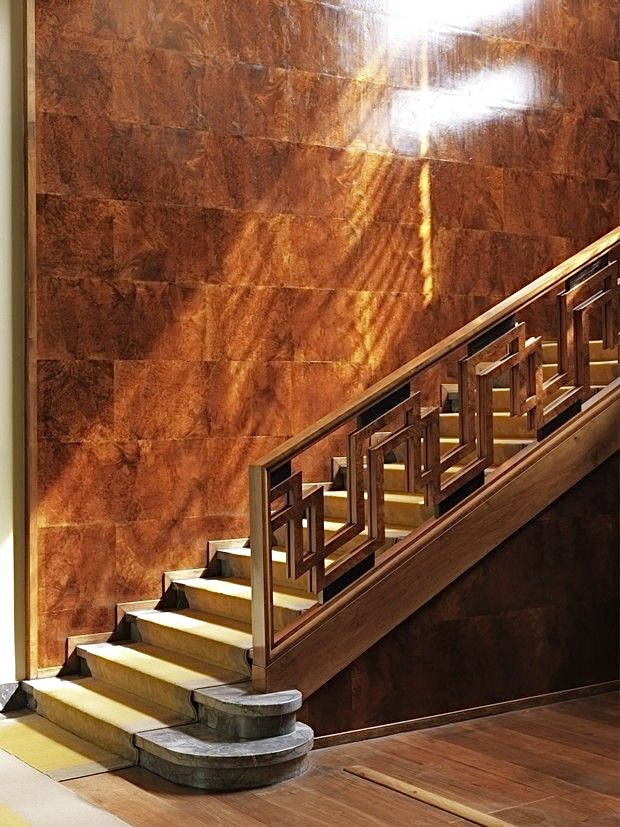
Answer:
[
  {"left": 390, "top": 62, "right": 534, "bottom": 149},
  {"left": 385, "top": 0, "right": 523, "bottom": 36}
]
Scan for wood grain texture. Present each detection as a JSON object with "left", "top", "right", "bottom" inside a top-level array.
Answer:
[
  {"left": 258, "top": 385, "right": 619, "bottom": 698},
  {"left": 30, "top": 0, "right": 620, "bottom": 667},
  {"left": 298, "top": 450, "right": 619, "bottom": 736},
  {"left": 63, "top": 692, "right": 620, "bottom": 826}
]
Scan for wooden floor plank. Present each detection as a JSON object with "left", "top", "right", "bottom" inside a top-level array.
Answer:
[
  {"left": 492, "top": 788, "right": 620, "bottom": 825},
  {"left": 63, "top": 692, "right": 619, "bottom": 826}
]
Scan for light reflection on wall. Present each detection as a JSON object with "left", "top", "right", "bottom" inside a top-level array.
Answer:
[
  {"left": 385, "top": 0, "right": 523, "bottom": 36},
  {"left": 390, "top": 62, "right": 534, "bottom": 149},
  {"left": 379, "top": 0, "right": 528, "bottom": 307}
]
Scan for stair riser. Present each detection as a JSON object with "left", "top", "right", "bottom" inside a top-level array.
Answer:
[
  {"left": 30, "top": 692, "right": 138, "bottom": 763},
  {"left": 542, "top": 341, "right": 613, "bottom": 362},
  {"left": 198, "top": 706, "right": 297, "bottom": 740},
  {"left": 80, "top": 652, "right": 196, "bottom": 720},
  {"left": 219, "top": 553, "right": 308, "bottom": 591},
  {"left": 543, "top": 362, "right": 618, "bottom": 384},
  {"left": 132, "top": 618, "right": 251, "bottom": 677},
  {"left": 440, "top": 414, "right": 534, "bottom": 440},
  {"left": 180, "top": 584, "right": 301, "bottom": 632},
  {"left": 323, "top": 496, "right": 427, "bottom": 528},
  {"left": 139, "top": 749, "right": 310, "bottom": 791}
]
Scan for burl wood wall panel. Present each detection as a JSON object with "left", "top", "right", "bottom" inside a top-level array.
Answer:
[
  {"left": 299, "top": 454, "right": 620, "bottom": 736},
  {"left": 34, "top": 1, "right": 618, "bottom": 665}
]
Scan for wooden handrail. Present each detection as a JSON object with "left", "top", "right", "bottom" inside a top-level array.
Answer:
[
  {"left": 249, "top": 228, "right": 620, "bottom": 686},
  {"left": 254, "top": 380, "right": 620, "bottom": 695},
  {"left": 254, "top": 228, "right": 619, "bottom": 469}
]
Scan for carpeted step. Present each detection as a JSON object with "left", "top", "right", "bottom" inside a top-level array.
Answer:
[
  {"left": 78, "top": 641, "right": 245, "bottom": 719},
  {"left": 217, "top": 546, "right": 309, "bottom": 590},
  {"left": 440, "top": 435, "right": 533, "bottom": 463},
  {"left": 22, "top": 677, "right": 191, "bottom": 763},
  {"left": 439, "top": 411, "right": 534, "bottom": 439},
  {"left": 128, "top": 609, "right": 252, "bottom": 676},
  {"left": 323, "top": 489, "right": 430, "bottom": 528},
  {"left": 542, "top": 339, "right": 614, "bottom": 363},
  {"left": 174, "top": 577, "right": 317, "bottom": 630},
  {"left": 136, "top": 720, "right": 313, "bottom": 790},
  {"left": 543, "top": 360, "right": 618, "bottom": 384}
]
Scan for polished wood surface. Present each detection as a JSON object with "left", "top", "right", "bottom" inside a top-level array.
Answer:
[
  {"left": 298, "top": 451, "right": 619, "bottom": 735},
  {"left": 64, "top": 691, "right": 620, "bottom": 825},
  {"left": 255, "top": 232, "right": 619, "bottom": 468},
  {"left": 344, "top": 766, "right": 513, "bottom": 826},
  {"left": 25, "top": 0, "right": 38, "bottom": 678},
  {"left": 251, "top": 240, "right": 619, "bottom": 678},
  {"left": 31, "top": 0, "right": 619, "bottom": 668}
]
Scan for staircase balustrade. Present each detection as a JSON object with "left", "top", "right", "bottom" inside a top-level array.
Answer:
[{"left": 249, "top": 228, "right": 620, "bottom": 684}]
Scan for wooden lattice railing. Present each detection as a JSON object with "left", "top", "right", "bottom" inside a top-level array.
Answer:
[{"left": 249, "top": 228, "right": 620, "bottom": 682}]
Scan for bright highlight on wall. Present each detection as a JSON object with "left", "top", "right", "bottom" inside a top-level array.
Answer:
[
  {"left": 385, "top": 0, "right": 523, "bottom": 35},
  {"left": 390, "top": 62, "right": 534, "bottom": 145}
]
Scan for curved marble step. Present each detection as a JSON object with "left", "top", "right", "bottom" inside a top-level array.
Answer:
[
  {"left": 23, "top": 677, "right": 191, "bottom": 763},
  {"left": 127, "top": 609, "right": 252, "bottom": 676},
  {"left": 137, "top": 721, "right": 313, "bottom": 790},
  {"left": 77, "top": 641, "right": 244, "bottom": 719},
  {"left": 194, "top": 682, "right": 301, "bottom": 739}
]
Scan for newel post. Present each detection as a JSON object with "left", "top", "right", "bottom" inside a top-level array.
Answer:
[{"left": 249, "top": 464, "right": 273, "bottom": 688}]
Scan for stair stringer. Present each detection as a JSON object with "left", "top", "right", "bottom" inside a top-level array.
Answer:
[{"left": 254, "top": 381, "right": 620, "bottom": 699}]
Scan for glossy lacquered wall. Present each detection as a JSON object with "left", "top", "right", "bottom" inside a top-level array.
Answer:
[{"left": 33, "top": 0, "right": 618, "bottom": 666}]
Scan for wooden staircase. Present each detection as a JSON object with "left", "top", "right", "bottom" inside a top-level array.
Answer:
[{"left": 22, "top": 231, "right": 620, "bottom": 790}]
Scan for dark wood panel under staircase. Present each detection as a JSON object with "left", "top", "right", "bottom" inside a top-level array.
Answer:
[{"left": 22, "top": 229, "right": 620, "bottom": 789}]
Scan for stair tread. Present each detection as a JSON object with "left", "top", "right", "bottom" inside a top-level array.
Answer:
[
  {"left": 323, "top": 490, "right": 426, "bottom": 505},
  {"left": 440, "top": 411, "right": 529, "bottom": 420},
  {"left": 133, "top": 609, "right": 252, "bottom": 650},
  {"left": 194, "top": 682, "right": 301, "bottom": 716},
  {"left": 78, "top": 641, "right": 245, "bottom": 689},
  {"left": 136, "top": 721, "right": 313, "bottom": 764},
  {"left": 25, "top": 676, "right": 190, "bottom": 733},
  {"left": 176, "top": 577, "right": 316, "bottom": 610},
  {"left": 441, "top": 436, "right": 533, "bottom": 445}
]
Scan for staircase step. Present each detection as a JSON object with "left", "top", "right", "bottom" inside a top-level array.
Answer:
[
  {"left": 23, "top": 676, "right": 190, "bottom": 763},
  {"left": 174, "top": 577, "right": 316, "bottom": 631},
  {"left": 440, "top": 436, "right": 532, "bottom": 462},
  {"left": 77, "top": 642, "right": 244, "bottom": 719},
  {"left": 323, "top": 490, "right": 430, "bottom": 528},
  {"left": 194, "top": 682, "right": 301, "bottom": 739},
  {"left": 128, "top": 609, "right": 252, "bottom": 676},
  {"left": 543, "top": 360, "right": 618, "bottom": 384},
  {"left": 217, "top": 546, "right": 309, "bottom": 590},
  {"left": 368, "top": 463, "right": 494, "bottom": 493},
  {"left": 542, "top": 340, "right": 614, "bottom": 363},
  {"left": 440, "top": 411, "right": 534, "bottom": 439},
  {"left": 136, "top": 721, "right": 313, "bottom": 790}
]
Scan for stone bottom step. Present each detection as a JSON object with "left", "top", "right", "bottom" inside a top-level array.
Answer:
[{"left": 137, "top": 721, "right": 313, "bottom": 790}]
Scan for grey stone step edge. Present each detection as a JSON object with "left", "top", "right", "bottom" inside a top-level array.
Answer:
[
  {"left": 21, "top": 665, "right": 312, "bottom": 791},
  {"left": 137, "top": 721, "right": 313, "bottom": 790}
]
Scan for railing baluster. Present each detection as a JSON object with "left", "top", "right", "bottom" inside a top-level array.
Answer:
[{"left": 248, "top": 230, "right": 620, "bottom": 676}]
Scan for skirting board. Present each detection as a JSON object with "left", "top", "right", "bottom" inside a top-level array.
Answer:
[{"left": 312, "top": 680, "right": 619, "bottom": 749}]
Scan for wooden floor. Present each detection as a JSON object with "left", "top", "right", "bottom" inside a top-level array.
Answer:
[{"left": 64, "top": 692, "right": 619, "bottom": 826}]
